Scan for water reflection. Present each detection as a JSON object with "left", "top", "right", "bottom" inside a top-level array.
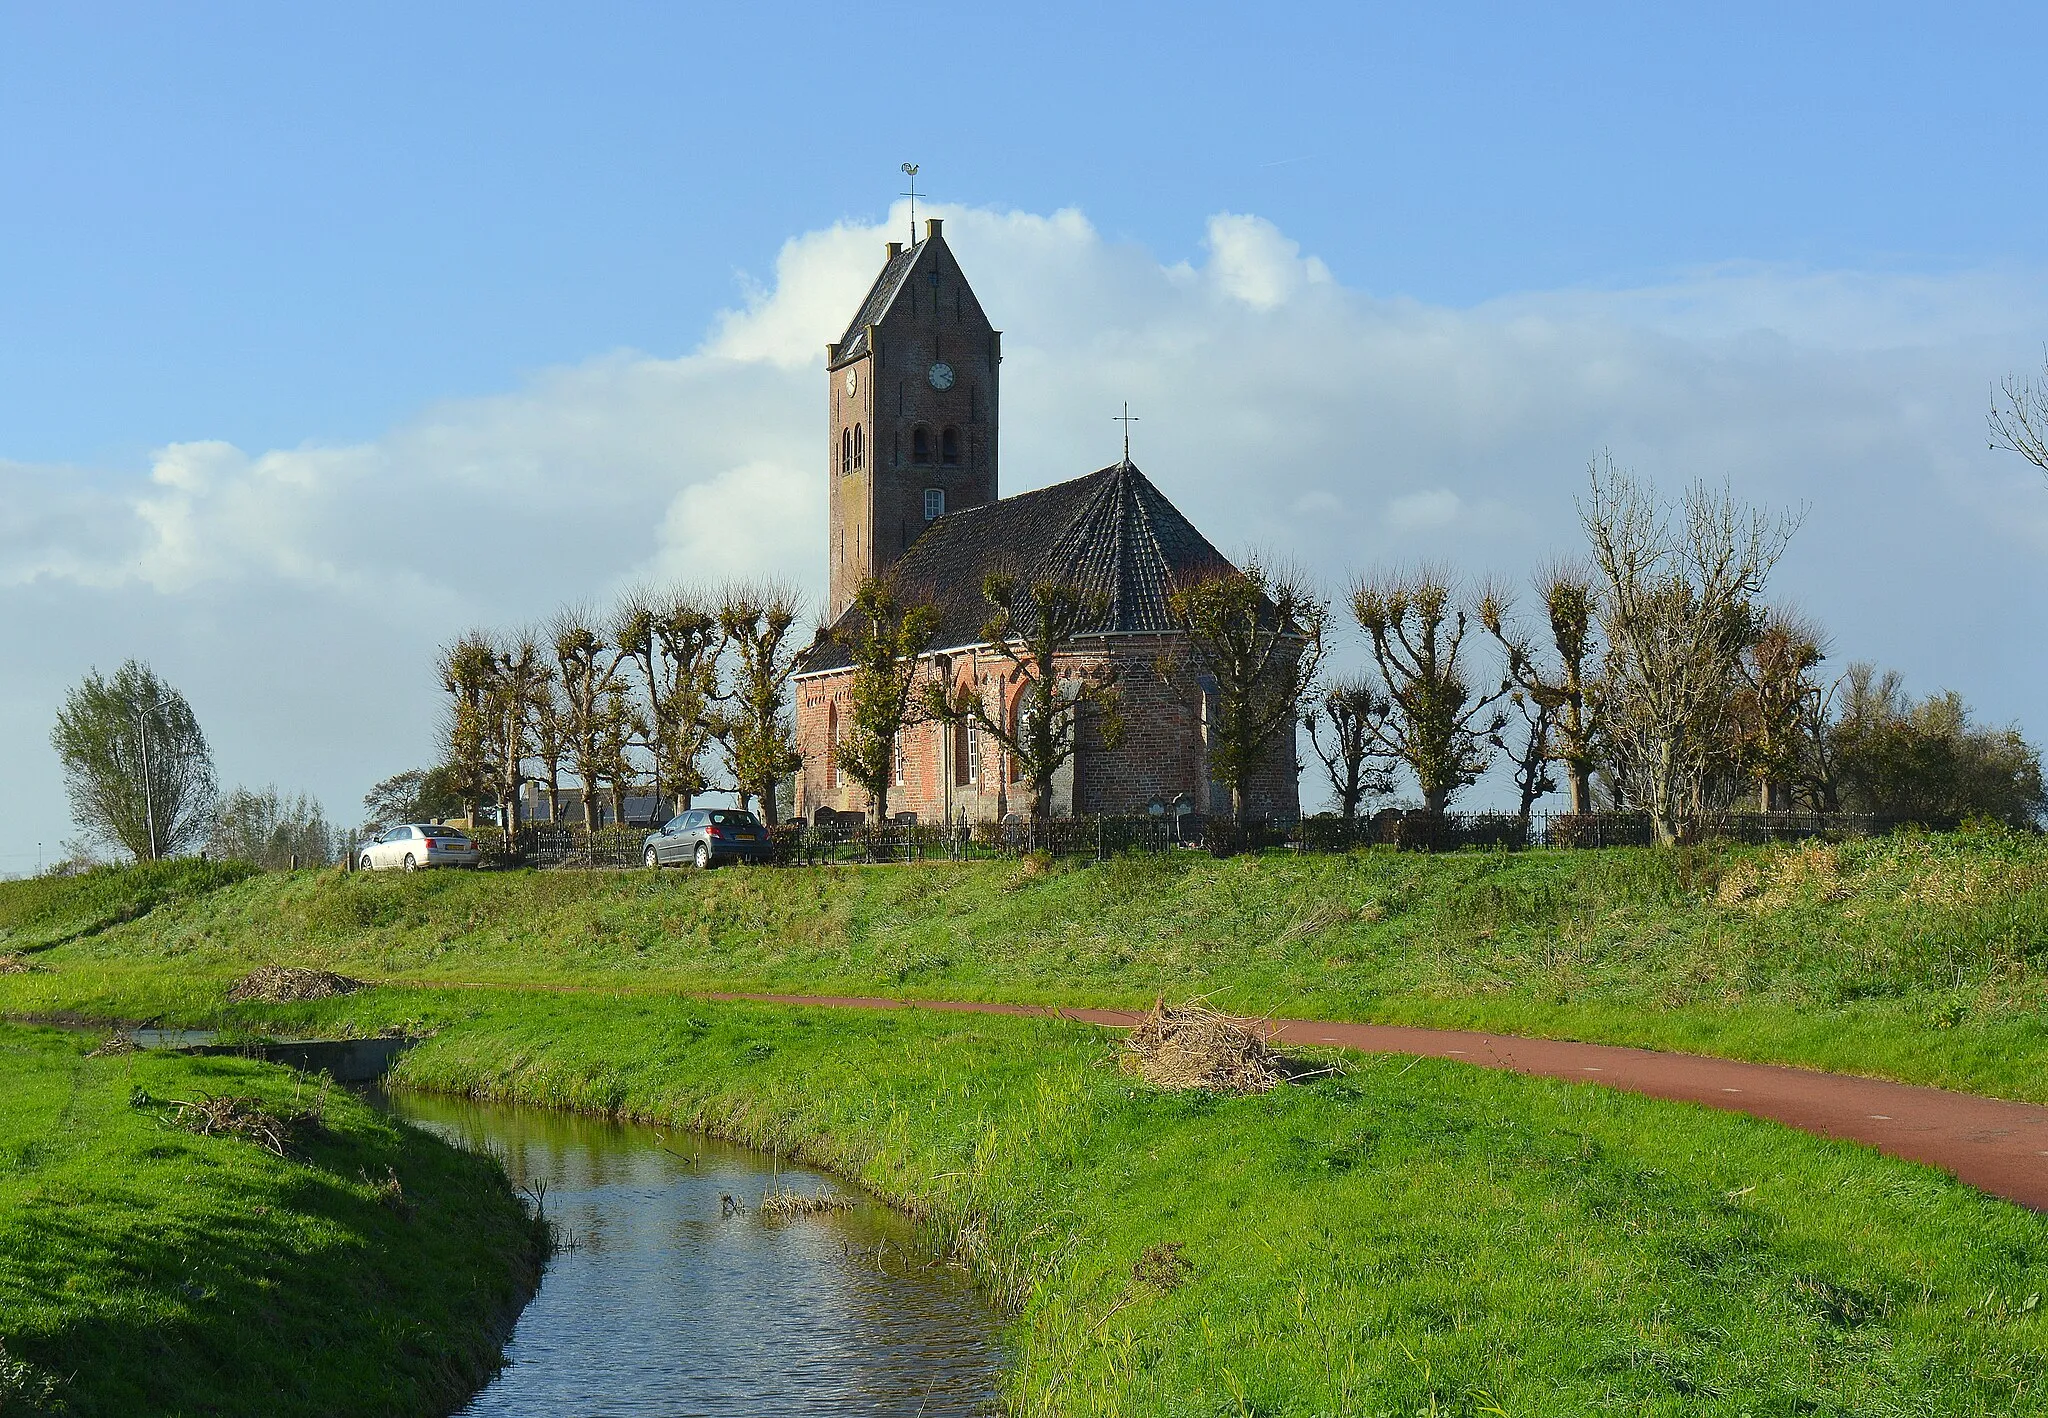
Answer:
[{"left": 387, "top": 1093, "right": 1004, "bottom": 1417}]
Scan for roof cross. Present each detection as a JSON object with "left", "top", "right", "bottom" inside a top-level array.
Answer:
[{"left": 1113, "top": 402, "right": 1140, "bottom": 462}]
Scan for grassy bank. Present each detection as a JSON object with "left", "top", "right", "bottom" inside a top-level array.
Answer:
[
  {"left": 0, "top": 1022, "right": 544, "bottom": 1418},
  {"left": 171, "top": 984, "right": 2048, "bottom": 1416},
  {"left": 5, "top": 831, "right": 2047, "bottom": 1098}
]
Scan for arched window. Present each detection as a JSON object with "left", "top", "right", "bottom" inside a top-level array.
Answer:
[
  {"left": 911, "top": 426, "right": 931, "bottom": 464},
  {"left": 940, "top": 427, "right": 960, "bottom": 466},
  {"left": 853, "top": 424, "right": 864, "bottom": 470},
  {"left": 840, "top": 427, "right": 851, "bottom": 474},
  {"left": 826, "top": 702, "right": 839, "bottom": 789}
]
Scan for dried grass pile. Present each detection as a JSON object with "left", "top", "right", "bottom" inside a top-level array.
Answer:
[
  {"left": 1119, "top": 999, "right": 1285, "bottom": 1095},
  {"left": 0, "top": 953, "right": 34, "bottom": 975},
  {"left": 85, "top": 1033, "right": 138, "bottom": 1058},
  {"left": 155, "top": 1093, "right": 308, "bottom": 1158},
  {"left": 226, "top": 965, "right": 366, "bottom": 1003},
  {"left": 758, "top": 1186, "right": 858, "bottom": 1218}
]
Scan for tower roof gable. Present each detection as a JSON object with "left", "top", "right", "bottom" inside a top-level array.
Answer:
[{"left": 801, "top": 461, "right": 1236, "bottom": 673}]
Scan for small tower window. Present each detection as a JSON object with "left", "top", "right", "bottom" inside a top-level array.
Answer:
[
  {"left": 853, "top": 424, "right": 864, "bottom": 470},
  {"left": 911, "top": 426, "right": 931, "bottom": 464},
  {"left": 923, "top": 488, "right": 944, "bottom": 521},
  {"left": 941, "top": 427, "right": 960, "bottom": 466},
  {"left": 840, "top": 427, "right": 851, "bottom": 475}
]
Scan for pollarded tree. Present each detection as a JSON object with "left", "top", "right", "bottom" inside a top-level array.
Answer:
[
  {"left": 1479, "top": 564, "right": 1604, "bottom": 814},
  {"left": 1350, "top": 569, "right": 1508, "bottom": 815},
  {"left": 438, "top": 632, "right": 498, "bottom": 824},
  {"left": 925, "top": 572, "right": 1126, "bottom": 823},
  {"left": 712, "top": 583, "right": 808, "bottom": 825},
  {"left": 552, "top": 611, "right": 638, "bottom": 826},
  {"left": 439, "top": 629, "right": 548, "bottom": 832},
  {"left": 50, "top": 660, "right": 216, "bottom": 861},
  {"left": 1580, "top": 455, "right": 1801, "bottom": 844},
  {"left": 1734, "top": 608, "right": 1829, "bottom": 812},
  {"left": 1166, "top": 560, "right": 1329, "bottom": 824},
  {"left": 833, "top": 578, "right": 940, "bottom": 822},
  {"left": 616, "top": 590, "right": 720, "bottom": 817},
  {"left": 1302, "top": 677, "right": 1395, "bottom": 824}
]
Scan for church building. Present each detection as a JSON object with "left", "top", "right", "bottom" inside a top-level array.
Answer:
[{"left": 791, "top": 219, "right": 1300, "bottom": 824}]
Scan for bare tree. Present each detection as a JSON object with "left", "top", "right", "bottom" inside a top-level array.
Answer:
[
  {"left": 1349, "top": 568, "right": 1508, "bottom": 814},
  {"left": 1497, "top": 690, "right": 1557, "bottom": 827},
  {"left": 1581, "top": 455, "right": 1802, "bottom": 844},
  {"left": 1302, "top": 677, "right": 1395, "bottom": 823},
  {"left": 1165, "top": 559, "right": 1328, "bottom": 824},
  {"left": 926, "top": 572, "right": 1125, "bottom": 823},
  {"left": 712, "top": 582, "right": 808, "bottom": 824},
  {"left": 1479, "top": 564, "right": 1604, "bottom": 814},
  {"left": 834, "top": 578, "right": 940, "bottom": 822},
  {"left": 1989, "top": 355, "right": 2048, "bottom": 487}
]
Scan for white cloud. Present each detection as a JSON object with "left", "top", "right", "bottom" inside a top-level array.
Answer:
[
  {"left": 4, "top": 199, "right": 2048, "bottom": 860},
  {"left": 1385, "top": 489, "right": 1463, "bottom": 531}
]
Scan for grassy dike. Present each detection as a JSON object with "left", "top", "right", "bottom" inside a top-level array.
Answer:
[
  {"left": 6, "top": 830, "right": 2048, "bottom": 1098},
  {"left": 154, "top": 984, "right": 2048, "bottom": 1416},
  {"left": 0, "top": 1022, "right": 545, "bottom": 1418}
]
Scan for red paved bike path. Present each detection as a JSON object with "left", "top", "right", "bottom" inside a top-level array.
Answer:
[{"left": 702, "top": 991, "right": 2048, "bottom": 1211}]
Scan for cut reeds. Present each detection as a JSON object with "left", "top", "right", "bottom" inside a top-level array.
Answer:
[
  {"left": 226, "top": 965, "right": 366, "bottom": 1003},
  {"left": 758, "top": 1186, "right": 858, "bottom": 1218},
  {"left": 1119, "top": 998, "right": 1285, "bottom": 1095}
]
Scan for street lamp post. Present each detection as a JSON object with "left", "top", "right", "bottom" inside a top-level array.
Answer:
[{"left": 133, "top": 693, "right": 178, "bottom": 862}]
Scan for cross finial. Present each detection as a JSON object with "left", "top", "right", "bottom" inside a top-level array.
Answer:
[
  {"left": 900, "top": 163, "right": 920, "bottom": 242},
  {"left": 1113, "top": 402, "right": 1139, "bottom": 462}
]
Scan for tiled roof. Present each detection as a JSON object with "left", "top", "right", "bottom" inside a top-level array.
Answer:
[
  {"left": 832, "top": 240, "right": 923, "bottom": 365},
  {"left": 800, "top": 461, "right": 1236, "bottom": 673}
]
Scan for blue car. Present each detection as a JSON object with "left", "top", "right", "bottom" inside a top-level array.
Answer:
[{"left": 643, "top": 808, "right": 773, "bottom": 869}]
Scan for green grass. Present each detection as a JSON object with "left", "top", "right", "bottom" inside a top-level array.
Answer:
[
  {"left": 5, "top": 830, "right": 2047, "bottom": 1098},
  {"left": 0, "top": 1022, "right": 544, "bottom": 1418},
  {"left": 189, "top": 984, "right": 2048, "bottom": 1416}
]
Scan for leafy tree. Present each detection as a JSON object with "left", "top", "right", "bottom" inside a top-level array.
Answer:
[
  {"left": 926, "top": 573, "right": 1125, "bottom": 822},
  {"left": 833, "top": 578, "right": 940, "bottom": 822},
  {"left": 711, "top": 583, "right": 807, "bottom": 825},
  {"left": 50, "top": 660, "right": 216, "bottom": 861},
  {"left": 1166, "top": 560, "right": 1328, "bottom": 823},
  {"left": 437, "top": 632, "right": 498, "bottom": 823},
  {"left": 1581, "top": 457, "right": 1801, "bottom": 844},
  {"left": 1302, "top": 677, "right": 1395, "bottom": 824},
  {"left": 1479, "top": 565, "right": 1604, "bottom": 814},
  {"left": 616, "top": 590, "right": 720, "bottom": 816},
  {"left": 439, "top": 630, "right": 548, "bottom": 830},
  {"left": 361, "top": 767, "right": 465, "bottom": 833},
  {"left": 208, "top": 786, "right": 335, "bottom": 869},
  {"left": 1350, "top": 569, "right": 1507, "bottom": 815},
  {"left": 1827, "top": 665, "right": 2046, "bottom": 826}
]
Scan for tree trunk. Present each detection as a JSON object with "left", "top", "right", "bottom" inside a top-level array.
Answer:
[{"left": 1568, "top": 765, "right": 1592, "bottom": 815}]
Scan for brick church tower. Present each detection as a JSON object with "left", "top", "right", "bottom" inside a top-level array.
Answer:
[{"left": 824, "top": 218, "right": 1001, "bottom": 620}]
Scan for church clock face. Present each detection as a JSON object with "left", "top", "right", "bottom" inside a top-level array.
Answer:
[
  {"left": 927, "top": 361, "right": 955, "bottom": 391},
  {"left": 844, "top": 369, "right": 857, "bottom": 397}
]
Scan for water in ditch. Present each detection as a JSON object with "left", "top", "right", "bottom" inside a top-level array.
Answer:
[{"left": 386, "top": 1092, "right": 1005, "bottom": 1416}]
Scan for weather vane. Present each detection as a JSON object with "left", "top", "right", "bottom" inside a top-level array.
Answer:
[
  {"left": 1113, "top": 402, "right": 1140, "bottom": 461},
  {"left": 900, "top": 163, "right": 920, "bottom": 241}
]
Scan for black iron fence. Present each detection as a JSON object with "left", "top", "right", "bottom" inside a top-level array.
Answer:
[{"left": 419, "top": 807, "right": 1958, "bottom": 869}]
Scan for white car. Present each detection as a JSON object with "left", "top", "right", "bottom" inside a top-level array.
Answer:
[{"left": 357, "top": 823, "right": 481, "bottom": 872}]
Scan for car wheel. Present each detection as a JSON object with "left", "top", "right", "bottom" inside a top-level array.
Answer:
[
  {"left": 644, "top": 846, "right": 660, "bottom": 869},
  {"left": 360, "top": 854, "right": 374, "bottom": 872},
  {"left": 403, "top": 854, "right": 418, "bottom": 873},
  {"left": 694, "top": 842, "right": 711, "bottom": 870}
]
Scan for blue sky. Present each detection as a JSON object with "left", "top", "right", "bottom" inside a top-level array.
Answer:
[{"left": 4, "top": 3, "right": 2047, "bottom": 869}]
